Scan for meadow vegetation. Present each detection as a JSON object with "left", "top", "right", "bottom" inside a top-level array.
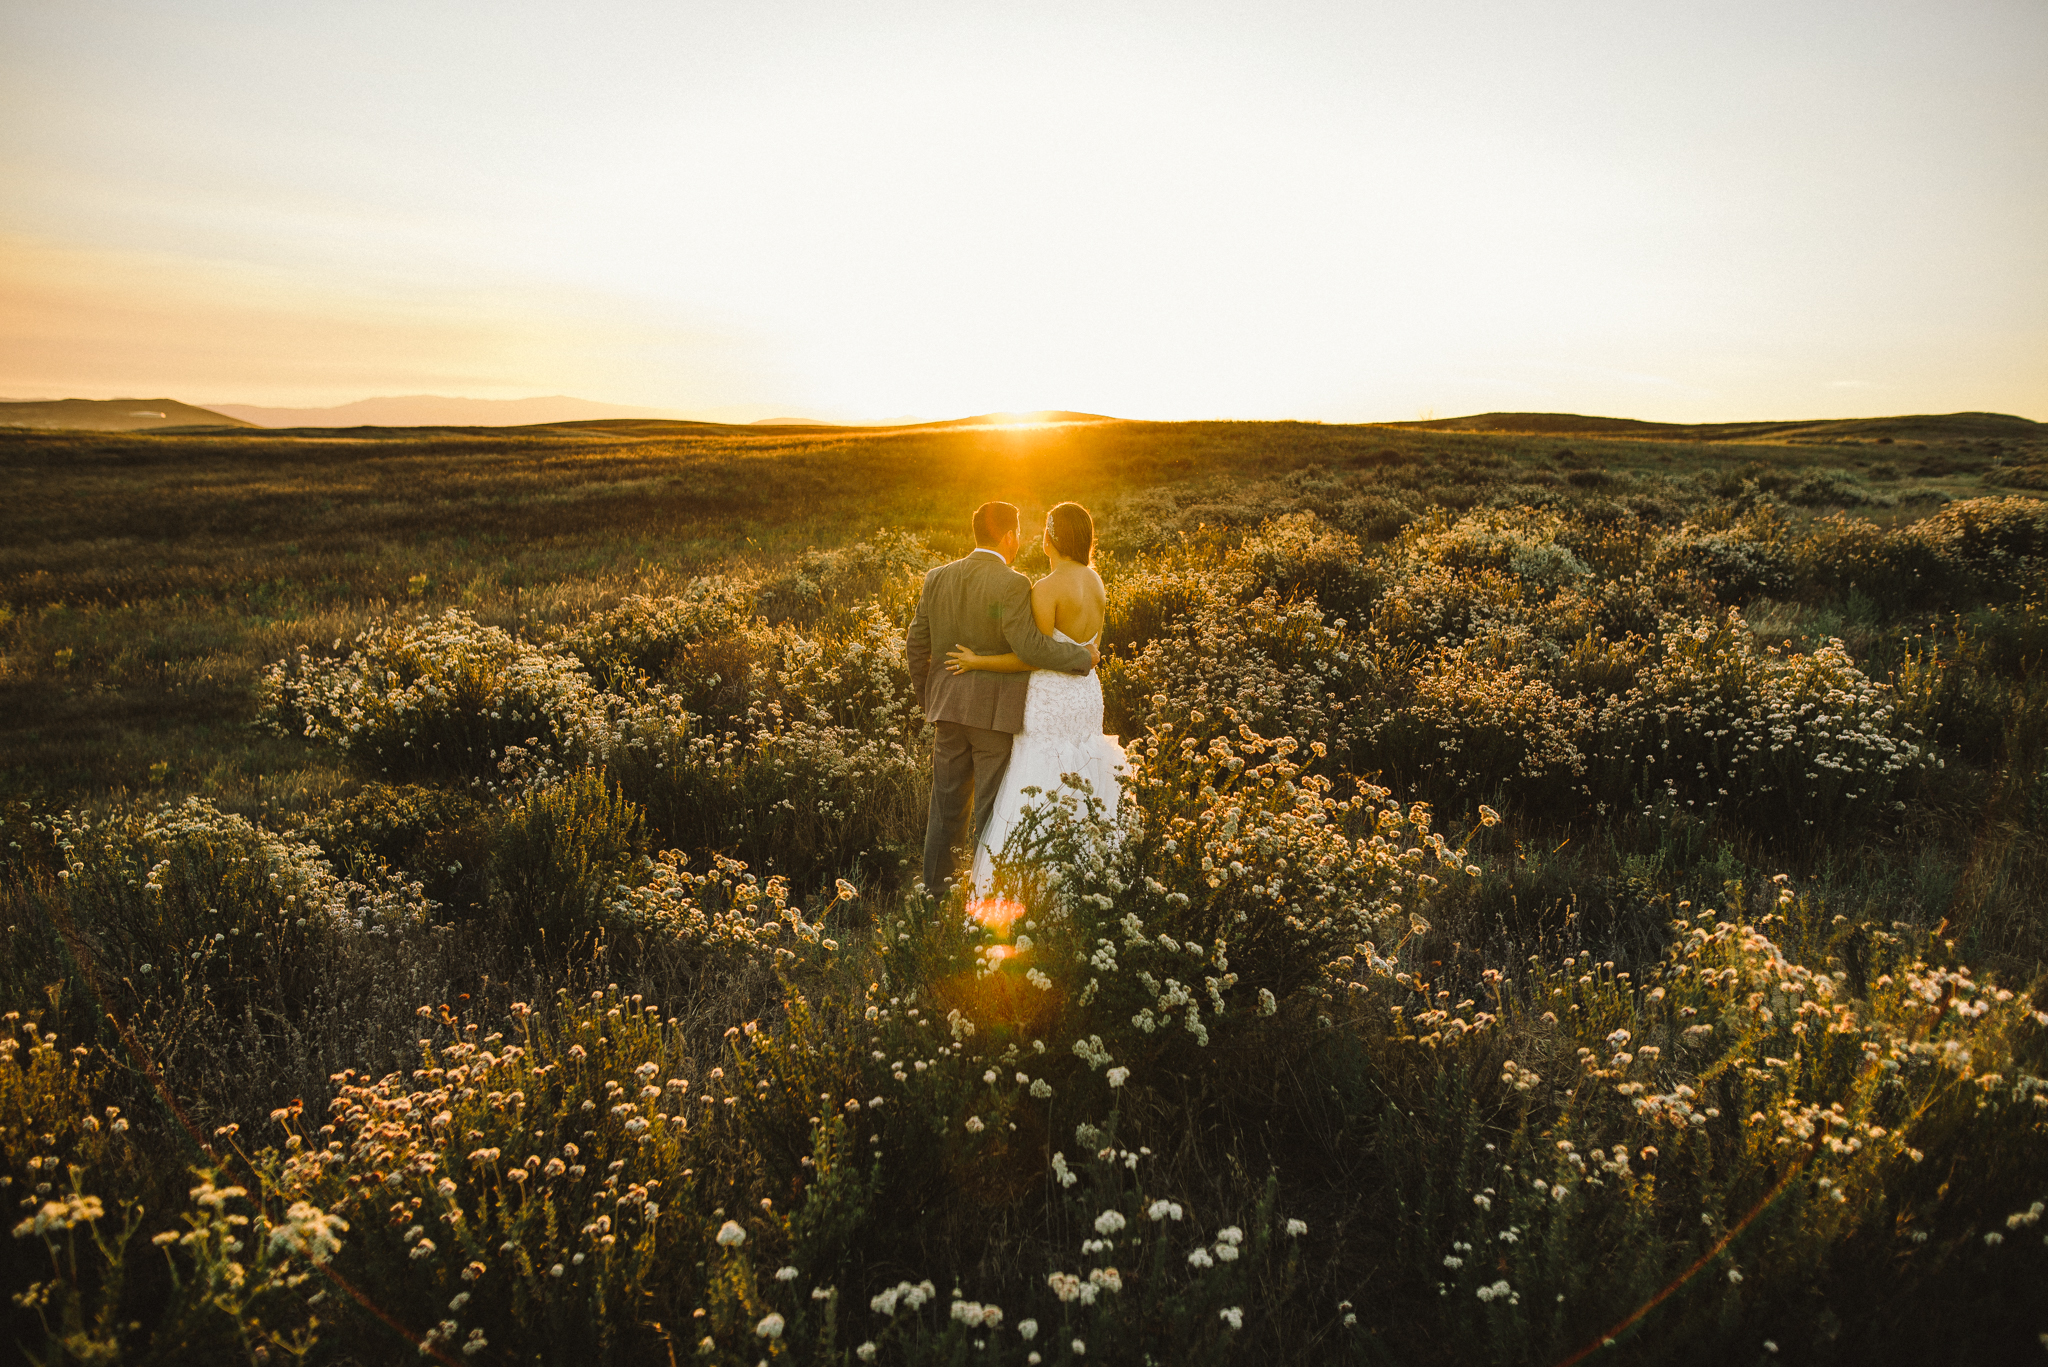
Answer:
[{"left": 1, "top": 414, "right": 2045, "bottom": 1363}]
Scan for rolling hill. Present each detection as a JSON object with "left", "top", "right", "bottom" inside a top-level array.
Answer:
[
  {"left": 207, "top": 395, "right": 703, "bottom": 428},
  {"left": 1387, "top": 410, "right": 2042, "bottom": 445},
  {"left": 0, "top": 398, "right": 251, "bottom": 431}
]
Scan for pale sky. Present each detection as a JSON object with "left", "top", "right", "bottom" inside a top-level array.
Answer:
[{"left": 2, "top": 0, "right": 2043, "bottom": 423}]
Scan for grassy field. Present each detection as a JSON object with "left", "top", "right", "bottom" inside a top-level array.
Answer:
[
  {"left": 5, "top": 413, "right": 2033, "bottom": 809},
  {"left": 2, "top": 412, "right": 2045, "bottom": 1364}
]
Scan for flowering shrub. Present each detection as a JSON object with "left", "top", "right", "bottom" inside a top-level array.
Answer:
[
  {"left": 8, "top": 800, "right": 431, "bottom": 1059},
  {"left": 603, "top": 851, "right": 847, "bottom": 972},
  {"left": 1366, "top": 898, "right": 2048, "bottom": 1364},
  {"left": 1234, "top": 512, "right": 1386, "bottom": 622},
  {"left": 0, "top": 1017, "right": 345, "bottom": 1361},
  {"left": 1404, "top": 506, "right": 1594, "bottom": 592},
  {"left": 1372, "top": 641, "right": 1596, "bottom": 807},
  {"left": 1100, "top": 558, "right": 1231, "bottom": 657},
  {"left": 755, "top": 529, "right": 945, "bottom": 627},
  {"left": 560, "top": 576, "right": 759, "bottom": 695},
  {"left": 1095, "top": 511, "right": 1928, "bottom": 837},
  {"left": 1912, "top": 494, "right": 2048, "bottom": 572},
  {"left": 1598, "top": 611, "right": 1930, "bottom": 834},
  {"left": 8, "top": 804, "right": 2046, "bottom": 1365},
  {"left": 1361, "top": 559, "right": 1534, "bottom": 665},
  {"left": 1796, "top": 496, "right": 2048, "bottom": 608},
  {"left": 308, "top": 782, "right": 494, "bottom": 918},
  {"left": 270, "top": 992, "right": 756, "bottom": 1362},
  {"left": 260, "top": 610, "right": 603, "bottom": 781},
  {"left": 1104, "top": 590, "right": 1371, "bottom": 774},
  {"left": 589, "top": 690, "right": 926, "bottom": 892},
  {"left": 1002, "top": 724, "right": 1460, "bottom": 1014},
  {"left": 1653, "top": 514, "right": 1794, "bottom": 602}
]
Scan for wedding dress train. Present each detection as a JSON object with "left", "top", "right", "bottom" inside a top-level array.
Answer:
[{"left": 971, "top": 629, "right": 1127, "bottom": 896}]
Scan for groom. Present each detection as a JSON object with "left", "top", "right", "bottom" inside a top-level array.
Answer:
[{"left": 907, "top": 500, "right": 1099, "bottom": 893}]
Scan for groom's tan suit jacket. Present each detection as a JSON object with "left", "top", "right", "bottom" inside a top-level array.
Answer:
[{"left": 907, "top": 549, "right": 1093, "bottom": 733}]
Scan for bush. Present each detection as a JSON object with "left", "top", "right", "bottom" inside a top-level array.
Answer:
[
  {"left": 1355, "top": 902, "right": 2048, "bottom": 1365},
  {"left": 1797, "top": 496, "right": 2048, "bottom": 609},
  {"left": 1597, "top": 612, "right": 1930, "bottom": 838},
  {"left": 576, "top": 608, "right": 926, "bottom": 892},
  {"left": 1234, "top": 513, "right": 1386, "bottom": 623},
  {"left": 1787, "top": 470, "right": 1891, "bottom": 508},
  {"left": 1403, "top": 509, "right": 1593, "bottom": 590},
  {"left": 7, "top": 740, "right": 2046, "bottom": 1364},
  {"left": 1367, "top": 641, "right": 1593, "bottom": 809},
  {"left": 560, "top": 576, "right": 758, "bottom": 693},
  {"left": 1334, "top": 490, "right": 1421, "bottom": 541},
  {"left": 10, "top": 800, "right": 429, "bottom": 1048},
  {"left": 0, "top": 1017, "right": 350, "bottom": 1362},
  {"left": 1364, "top": 560, "right": 1528, "bottom": 660},
  {"left": 1915, "top": 494, "right": 2048, "bottom": 567},
  {"left": 1103, "top": 590, "right": 1371, "bottom": 771},
  {"left": 1794, "top": 513, "right": 1950, "bottom": 608},
  {"left": 260, "top": 610, "right": 603, "bottom": 782},
  {"left": 309, "top": 782, "right": 493, "bottom": 919},
  {"left": 1654, "top": 516, "right": 1793, "bottom": 602},
  {"left": 1995, "top": 464, "right": 2048, "bottom": 490},
  {"left": 491, "top": 769, "right": 648, "bottom": 950},
  {"left": 757, "top": 530, "right": 945, "bottom": 627},
  {"left": 598, "top": 704, "right": 926, "bottom": 894},
  {"left": 1102, "top": 564, "right": 1228, "bottom": 657}
]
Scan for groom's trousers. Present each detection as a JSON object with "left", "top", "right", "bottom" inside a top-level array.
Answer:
[{"left": 923, "top": 721, "right": 1013, "bottom": 893}]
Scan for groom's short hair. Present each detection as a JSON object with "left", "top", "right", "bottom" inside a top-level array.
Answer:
[{"left": 972, "top": 501, "right": 1020, "bottom": 547}]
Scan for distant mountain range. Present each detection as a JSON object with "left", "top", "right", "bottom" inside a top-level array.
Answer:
[
  {"left": 205, "top": 395, "right": 702, "bottom": 428},
  {"left": 0, "top": 398, "right": 251, "bottom": 431}
]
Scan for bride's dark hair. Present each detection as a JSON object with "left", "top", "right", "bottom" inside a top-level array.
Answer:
[{"left": 1045, "top": 502, "right": 1094, "bottom": 566}]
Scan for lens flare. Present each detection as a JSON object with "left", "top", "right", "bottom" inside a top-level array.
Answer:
[{"left": 968, "top": 897, "right": 1026, "bottom": 936}]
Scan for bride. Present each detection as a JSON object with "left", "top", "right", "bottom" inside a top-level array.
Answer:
[{"left": 946, "top": 501, "right": 1127, "bottom": 895}]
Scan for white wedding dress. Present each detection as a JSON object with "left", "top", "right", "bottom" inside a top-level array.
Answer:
[{"left": 971, "top": 630, "right": 1127, "bottom": 896}]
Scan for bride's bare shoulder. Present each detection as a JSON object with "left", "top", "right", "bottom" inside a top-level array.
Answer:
[{"left": 1029, "top": 571, "right": 1069, "bottom": 604}]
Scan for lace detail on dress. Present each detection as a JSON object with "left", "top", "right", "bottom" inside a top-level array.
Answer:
[{"left": 971, "top": 630, "right": 1127, "bottom": 896}]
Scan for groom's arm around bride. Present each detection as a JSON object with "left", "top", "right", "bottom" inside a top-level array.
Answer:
[{"left": 906, "top": 501, "right": 1097, "bottom": 894}]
